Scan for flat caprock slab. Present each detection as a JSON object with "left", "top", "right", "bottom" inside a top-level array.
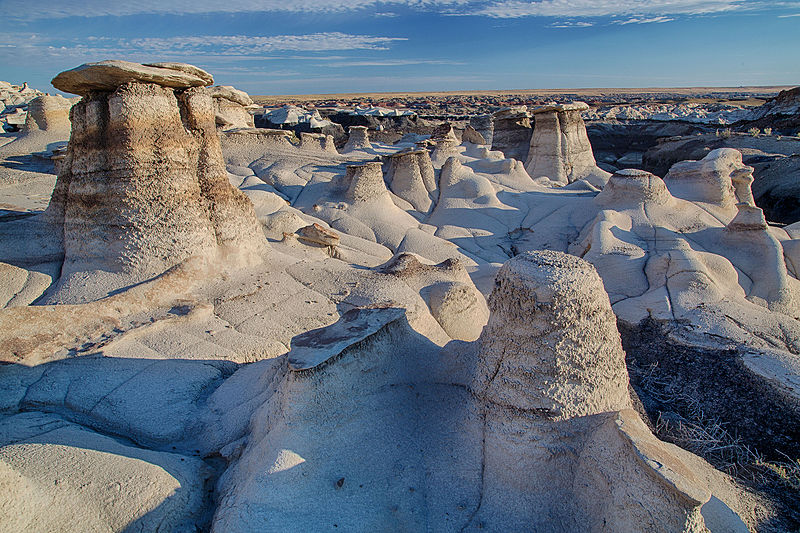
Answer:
[{"left": 287, "top": 306, "right": 406, "bottom": 371}]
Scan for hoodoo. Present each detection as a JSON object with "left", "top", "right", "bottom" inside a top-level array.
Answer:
[{"left": 45, "top": 61, "right": 265, "bottom": 303}]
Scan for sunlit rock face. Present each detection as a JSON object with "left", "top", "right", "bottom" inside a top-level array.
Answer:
[
  {"left": 45, "top": 61, "right": 265, "bottom": 303},
  {"left": 525, "top": 102, "right": 610, "bottom": 188}
]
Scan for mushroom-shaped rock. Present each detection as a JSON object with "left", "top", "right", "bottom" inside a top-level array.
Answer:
[
  {"left": 490, "top": 106, "right": 531, "bottom": 162},
  {"left": 23, "top": 95, "right": 73, "bottom": 134},
  {"left": 465, "top": 250, "right": 715, "bottom": 532},
  {"left": 52, "top": 60, "right": 213, "bottom": 95},
  {"left": 472, "top": 250, "right": 631, "bottom": 417},
  {"left": 43, "top": 72, "right": 265, "bottom": 303},
  {"left": 722, "top": 203, "right": 798, "bottom": 315},
  {"left": 595, "top": 169, "right": 673, "bottom": 208},
  {"left": 385, "top": 149, "right": 436, "bottom": 213},
  {"left": 299, "top": 132, "right": 338, "bottom": 153},
  {"left": 731, "top": 166, "right": 756, "bottom": 207},
  {"left": 431, "top": 138, "right": 460, "bottom": 166},
  {"left": 210, "top": 85, "right": 255, "bottom": 130},
  {"left": 525, "top": 102, "right": 608, "bottom": 187},
  {"left": 343, "top": 162, "right": 386, "bottom": 203},
  {"left": 342, "top": 125, "right": 372, "bottom": 153},
  {"left": 469, "top": 113, "right": 494, "bottom": 145},
  {"left": 663, "top": 148, "right": 742, "bottom": 208},
  {"left": 143, "top": 62, "right": 214, "bottom": 85},
  {"left": 208, "top": 85, "right": 253, "bottom": 106}
]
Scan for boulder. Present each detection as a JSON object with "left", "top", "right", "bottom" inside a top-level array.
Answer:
[{"left": 51, "top": 60, "right": 213, "bottom": 95}]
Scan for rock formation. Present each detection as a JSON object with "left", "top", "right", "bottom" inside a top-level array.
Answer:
[
  {"left": 468, "top": 114, "right": 493, "bottom": 145},
  {"left": 209, "top": 85, "right": 256, "bottom": 130},
  {"left": 468, "top": 250, "right": 715, "bottom": 532},
  {"left": 490, "top": 106, "right": 532, "bottom": 162},
  {"left": 45, "top": 61, "right": 266, "bottom": 303},
  {"left": 384, "top": 148, "right": 437, "bottom": 213},
  {"left": 663, "top": 147, "right": 741, "bottom": 207},
  {"left": 342, "top": 125, "right": 372, "bottom": 153},
  {"left": 525, "top": 102, "right": 610, "bottom": 187},
  {"left": 299, "top": 132, "right": 338, "bottom": 153}
]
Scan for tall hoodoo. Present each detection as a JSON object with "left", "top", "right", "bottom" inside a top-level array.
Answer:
[
  {"left": 46, "top": 60, "right": 266, "bottom": 303},
  {"left": 467, "top": 250, "right": 712, "bottom": 532},
  {"left": 525, "top": 102, "right": 607, "bottom": 186},
  {"left": 342, "top": 125, "right": 372, "bottom": 153},
  {"left": 473, "top": 250, "right": 631, "bottom": 417},
  {"left": 384, "top": 149, "right": 437, "bottom": 213}
]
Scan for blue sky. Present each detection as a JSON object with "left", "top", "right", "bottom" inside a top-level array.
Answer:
[{"left": 1, "top": 1, "right": 799, "bottom": 95}]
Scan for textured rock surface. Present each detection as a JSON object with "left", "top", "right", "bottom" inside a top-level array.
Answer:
[
  {"left": 384, "top": 148, "right": 437, "bottom": 213},
  {"left": 490, "top": 106, "right": 531, "bottom": 162},
  {"left": 44, "top": 67, "right": 265, "bottom": 303},
  {"left": 525, "top": 102, "right": 610, "bottom": 187},
  {"left": 52, "top": 60, "right": 213, "bottom": 95},
  {"left": 342, "top": 125, "right": 372, "bottom": 153},
  {"left": 210, "top": 85, "right": 255, "bottom": 130}
]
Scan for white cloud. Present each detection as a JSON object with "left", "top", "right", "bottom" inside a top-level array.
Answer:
[
  {"left": 3, "top": 0, "right": 789, "bottom": 21},
  {"left": 778, "top": 12, "right": 800, "bottom": 17},
  {"left": 549, "top": 20, "right": 594, "bottom": 27},
  {"left": 615, "top": 16, "right": 675, "bottom": 24},
  {"left": 473, "top": 0, "right": 755, "bottom": 18},
  {"left": 319, "top": 59, "right": 464, "bottom": 66},
  {"left": 121, "top": 33, "right": 408, "bottom": 53},
  {"left": 0, "top": 32, "right": 409, "bottom": 67},
  {"left": 3, "top": 0, "right": 470, "bottom": 19}
]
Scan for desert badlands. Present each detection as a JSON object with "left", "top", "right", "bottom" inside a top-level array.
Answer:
[{"left": 0, "top": 60, "right": 799, "bottom": 532}]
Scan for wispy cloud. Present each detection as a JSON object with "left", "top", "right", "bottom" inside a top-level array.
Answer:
[
  {"left": 2, "top": 0, "right": 471, "bottom": 20},
  {"left": 319, "top": 59, "right": 464, "bottom": 67},
  {"left": 3, "top": 0, "right": 790, "bottom": 21},
  {"left": 0, "top": 32, "right": 408, "bottom": 62},
  {"left": 778, "top": 12, "right": 800, "bottom": 17},
  {"left": 614, "top": 16, "right": 674, "bottom": 25},
  {"left": 121, "top": 33, "right": 408, "bottom": 54},
  {"left": 473, "top": 0, "right": 758, "bottom": 18},
  {"left": 549, "top": 21, "right": 594, "bottom": 28}
]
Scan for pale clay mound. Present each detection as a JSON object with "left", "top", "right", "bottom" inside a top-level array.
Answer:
[{"left": 0, "top": 61, "right": 796, "bottom": 532}]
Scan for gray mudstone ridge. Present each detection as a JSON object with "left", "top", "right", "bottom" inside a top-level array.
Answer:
[
  {"left": 467, "top": 250, "right": 711, "bottom": 532},
  {"left": 384, "top": 148, "right": 437, "bottom": 213},
  {"left": 44, "top": 62, "right": 266, "bottom": 303},
  {"left": 525, "top": 102, "right": 609, "bottom": 187},
  {"left": 342, "top": 125, "right": 372, "bottom": 152},
  {"left": 209, "top": 251, "right": 734, "bottom": 531},
  {"left": 490, "top": 106, "right": 532, "bottom": 162}
]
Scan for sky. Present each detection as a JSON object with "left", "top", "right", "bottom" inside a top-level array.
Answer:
[{"left": 1, "top": 0, "right": 799, "bottom": 95}]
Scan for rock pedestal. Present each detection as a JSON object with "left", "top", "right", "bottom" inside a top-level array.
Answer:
[
  {"left": 385, "top": 149, "right": 436, "bottom": 212},
  {"left": 525, "top": 102, "right": 605, "bottom": 186},
  {"left": 45, "top": 61, "right": 266, "bottom": 303},
  {"left": 466, "top": 250, "right": 712, "bottom": 532},
  {"left": 342, "top": 125, "right": 372, "bottom": 153},
  {"left": 490, "top": 106, "right": 531, "bottom": 162}
]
